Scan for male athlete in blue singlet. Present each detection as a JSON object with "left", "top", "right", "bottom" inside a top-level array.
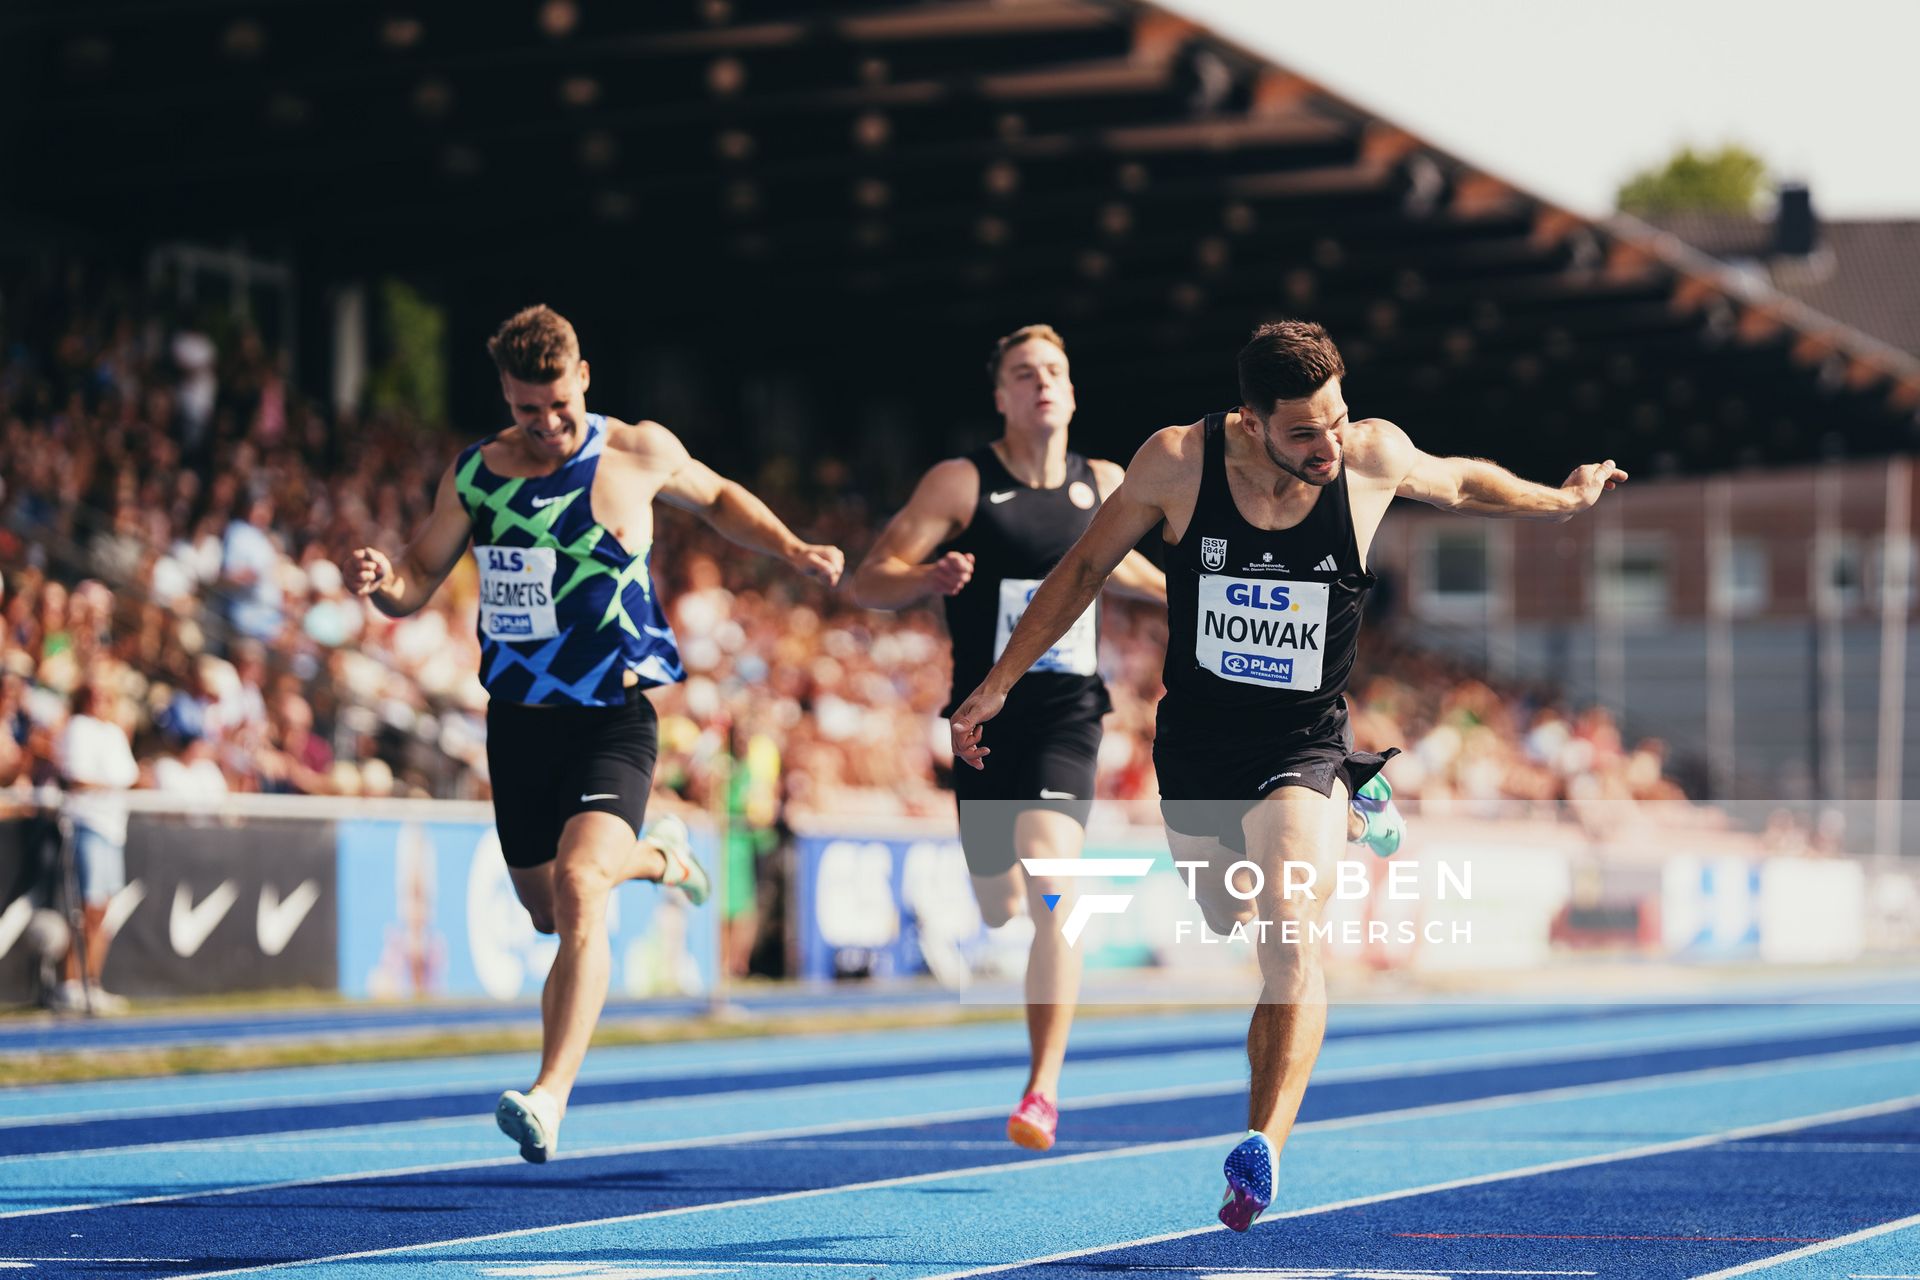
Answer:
[
  {"left": 951, "top": 321, "right": 1626, "bottom": 1230},
  {"left": 345, "top": 305, "right": 843, "bottom": 1162}
]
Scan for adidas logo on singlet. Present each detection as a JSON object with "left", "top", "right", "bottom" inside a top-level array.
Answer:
[{"left": 1315, "top": 555, "right": 1338, "bottom": 572}]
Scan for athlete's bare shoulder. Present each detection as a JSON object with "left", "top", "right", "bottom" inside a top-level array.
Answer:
[
  {"left": 602, "top": 417, "right": 688, "bottom": 470},
  {"left": 1340, "top": 417, "right": 1416, "bottom": 489},
  {"left": 1086, "top": 455, "right": 1126, "bottom": 496},
  {"left": 1134, "top": 420, "right": 1203, "bottom": 482},
  {"left": 908, "top": 455, "right": 981, "bottom": 521}
]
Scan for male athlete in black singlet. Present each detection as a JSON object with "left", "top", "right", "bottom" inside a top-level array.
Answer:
[
  {"left": 853, "top": 325, "right": 1165, "bottom": 1151},
  {"left": 951, "top": 321, "right": 1626, "bottom": 1228}
]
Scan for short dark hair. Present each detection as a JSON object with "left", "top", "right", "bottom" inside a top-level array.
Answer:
[
  {"left": 1237, "top": 320, "right": 1346, "bottom": 411},
  {"left": 985, "top": 323, "right": 1067, "bottom": 384},
  {"left": 487, "top": 305, "right": 580, "bottom": 383}
]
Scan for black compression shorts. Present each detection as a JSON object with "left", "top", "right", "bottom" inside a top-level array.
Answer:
[
  {"left": 485, "top": 686, "right": 659, "bottom": 869},
  {"left": 950, "top": 714, "right": 1101, "bottom": 877},
  {"left": 1153, "top": 701, "right": 1396, "bottom": 855}
]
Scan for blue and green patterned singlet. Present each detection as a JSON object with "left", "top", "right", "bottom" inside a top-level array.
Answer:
[{"left": 455, "top": 414, "right": 684, "bottom": 706}]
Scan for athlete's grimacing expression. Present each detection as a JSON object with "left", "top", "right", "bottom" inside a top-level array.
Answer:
[
  {"left": 501, "top": 358, "right": 592, "bottom": 461},
  {"left": 993, "top": 339, "right": 1076, "bottom": 436},
  {"left": 1244, "top": 378, "right": 1348, "bottom": 487}
]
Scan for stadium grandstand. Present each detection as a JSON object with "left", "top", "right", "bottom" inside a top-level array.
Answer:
[{"left": 5, "top": 0, "right": 1913, "bottom": 820}]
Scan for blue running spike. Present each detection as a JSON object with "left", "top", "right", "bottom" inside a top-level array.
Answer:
[
  {"left": 1218, "top": 1131, "right": 1275, "bottom": 1232},
  {"left": 1042, "top": 894, "right": 1061, "bottom": 912}
]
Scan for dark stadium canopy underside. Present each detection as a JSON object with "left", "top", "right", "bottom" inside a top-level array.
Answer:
[{"left": 7, "top": 0, "right": 1919, "bottom": 481}]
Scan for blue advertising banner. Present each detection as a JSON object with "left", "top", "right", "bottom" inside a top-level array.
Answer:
[{"left": 336, "top": 818, "right": 718, "bottom": 1001}]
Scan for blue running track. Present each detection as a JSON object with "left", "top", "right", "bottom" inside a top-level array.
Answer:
[{"left": 2, "top": 979, "right": 1918, "bottom": 1278}]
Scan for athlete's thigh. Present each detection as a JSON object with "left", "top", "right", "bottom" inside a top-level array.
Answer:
[
  {"left": 554, "top": 809, "right": 652, "bottom": 887},
  {"left": 1240, "top": 776, "right": 1349, "bottom": 915},
  {"left": 508, "top": 863, "right": 557, "bottom": 934},
  {"left": 1165, "top": 827, "right": 1254, "bottom": 930}
]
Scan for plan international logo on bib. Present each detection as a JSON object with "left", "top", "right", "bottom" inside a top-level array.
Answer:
[{"left": 1221, "top": 651, "right": 1292, "bottom": 682}]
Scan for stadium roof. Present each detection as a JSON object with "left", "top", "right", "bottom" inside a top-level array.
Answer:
[
  {"left": 1640, "top": 210, "right": 1920, "bottom": 362},
  {"left": 6, "top": 0, "right": 1917, "bottom": 480}
]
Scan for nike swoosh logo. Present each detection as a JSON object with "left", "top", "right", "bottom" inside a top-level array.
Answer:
[
  {"left": 989, "top": 490, "right": 1016, "bottom": 504},
  {"left": 1039, "top": 788, "right": 1078, "bottom": 800},
  {"left": 581, "top": 793, "right": 619, "bottom": 802},
  {"left": 530, "top": 494, "right": 571, "bottom": 508},
  {"left": 0, "top": 895, "right": 31, "bottom": 958},
  {"left": 103, "top": 880, "right": 146, "bottom": 939},
  {"left": 170, "top": 881, "right": 239, "bottom": 958},
  {"left": 258, "top": 880, "right": 321, "bottom": 957}
]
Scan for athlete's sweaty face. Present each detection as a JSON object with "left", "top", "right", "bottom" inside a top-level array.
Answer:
[
  {"left": 501, "top": 359, "right": 591, "bottom": 461},
  {"left": 993, "top": 339, "right": 1076, "bottom": 436},
  {"left": 1248, "top": 379, "right": 1348, "bottom": 487}
]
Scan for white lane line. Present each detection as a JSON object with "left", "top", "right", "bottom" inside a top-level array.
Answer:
[
  {"left": 919, "top": 1092, "right": 1920, "bottom": 1280},
  {"left": 12, "top": 1025, "right": 1919, "bottom": 1221},
  {"left": 157, "top": 1053, "right": 1920, "bottom": 1279},
  {"left": 13, "top": 1001, "right": 1891, "bottom": 1127},
  {"left": 1688, "top": 1210, "right": 1920, "bottom": 1277},
  {"left": 15, "top": 1039, "right": 1920, "bottom": 1224},
  {"left": 15, "top": 1003, "right": 1915, "bottom": 1162},
  {"left": 0, "top": 1075, "right": 1240, "bottom": 1220}
]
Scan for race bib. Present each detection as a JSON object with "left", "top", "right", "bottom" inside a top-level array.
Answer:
[
  {"left": 1194, "top": 575, "right": 1330, "bottom": 690},
  {"left": 994, "top": 577, "right": 1098, "bottom": 676},
  {"left": 477, "top": 545, "right": 558, "bottom": 641}
]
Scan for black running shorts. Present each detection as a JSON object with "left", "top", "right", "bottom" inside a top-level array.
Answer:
[
  {"left": 1153, "top": 700, "right": 1395, "bottom": 855},
  {"left": 950, "top": 714, "right": 1101, "bottom": 877},
  {"left": 484, "top": 687, "right": 659, "bottom": 869}
]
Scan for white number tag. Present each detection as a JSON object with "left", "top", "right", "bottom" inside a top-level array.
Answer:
[
  {"left": 994, "top": 577, "right": 1098, "bottom": 676},
  {"left": 477, "top": 545, "right": 559, "bottom": 641}
]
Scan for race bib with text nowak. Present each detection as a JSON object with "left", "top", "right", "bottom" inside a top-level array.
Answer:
[
  {"left": 994, "top": 577, "right": 1098, "bottom": 676},
  {"left": 477, "top": 545, "right": 558, "bottom": 641},
  {"left": 1194, "top": 575, "right": 1330, "bottom": 690}
]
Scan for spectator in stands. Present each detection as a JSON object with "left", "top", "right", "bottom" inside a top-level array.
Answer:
[
  {"left": 56, "top": 682, "right": 137, "bottom": 1012},
  {"left": 222, "top": 494, "right": 285, "bottom": 642}
]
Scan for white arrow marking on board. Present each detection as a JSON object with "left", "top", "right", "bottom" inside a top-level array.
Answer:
[
  {"left": 169, "top": 881, "right": 238, "bottom": 957},
  {"left": 0, "top": 896, "right": 30, "bottom": 958},
  {"left": 257, "top": 881, "right": 321, "bottom": 957}
]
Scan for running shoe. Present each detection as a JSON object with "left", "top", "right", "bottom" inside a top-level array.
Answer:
[
  {"left": 646, "top": 814, "right": 710, "bottom": 907},
  {"left": 1217, "top": 1130, "right": 1276, "bottom": 1232},
  {"left": 1007, "top": 1091, "right": 1058, "bottom": 1151},
  {"left": 1350, "top": 773, "right": 1404, "bottom": 859},
  {"left": 496, "top": 1087, "right": 561, "bottom": 1164}
]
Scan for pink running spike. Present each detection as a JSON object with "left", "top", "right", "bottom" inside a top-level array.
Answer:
[{"left": 1007, "top": 1091, "right": 1058, "bottom": 1151}]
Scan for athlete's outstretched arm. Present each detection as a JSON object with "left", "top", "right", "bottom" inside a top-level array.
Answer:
[
  {"left": 950, "top": 430, "right": 1180, "bottom": 768},
  {"left": 648, "top": 424, "right": 845, "bottom": 585},
  {"left": 1089, "top": 458, "right": 1167, "bottom": 605},
  {"left": 1356, "top": 420, "right": 1627, "bottom": 521},
  {"left": 345, "top": 464, "right": 473, "bottom": 617},
  {"left": 850, "top": 459, "right": 977, "bottom": 610}
]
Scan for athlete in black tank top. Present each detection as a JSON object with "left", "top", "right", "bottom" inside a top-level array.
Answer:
[
  {"left": 947, "top": 320, "right": 1627, "bottom": 1228},
  {"left": 1161, "top": 411, "right": 1370, "bottom": 744},
  {"left": 940, "top": 444, "right": 1112, "bottom": 726},
  {"left": 851, "top": 325, "right": 1165, "bottom": 1155}
]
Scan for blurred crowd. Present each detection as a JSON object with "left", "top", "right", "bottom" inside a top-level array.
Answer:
[{"left": 0, "top": 262, "right": 1693, "bottom": 831}]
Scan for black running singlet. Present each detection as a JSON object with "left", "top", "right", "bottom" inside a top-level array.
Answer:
[
  {"left": 1160, "top": 412, "right": 1374, "bottom": 742},
  {"left": 940, "top": 445, "right": 1112, "bottom": 723}
]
